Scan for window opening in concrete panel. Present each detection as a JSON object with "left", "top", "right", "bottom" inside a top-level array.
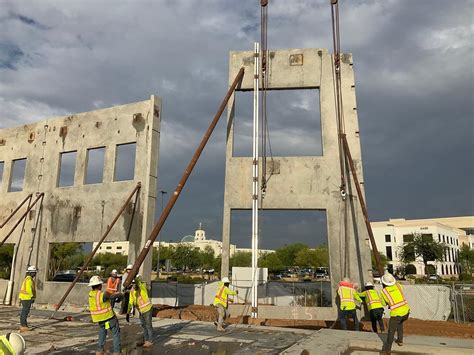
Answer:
[
  {"left": 9, "top": 158, "right": 27, "bottom": 192},
  {"left": 230, "top": 209, "right": 331, "bottom": 307},
  {"left": 0, "top": 244, "right": 14, "bottom": 279},
  {"left": 114, "top": 142, "right": 136, "bottom": 181},
  {"left": 0, "top": 161, "right": 4, "bottom": 187},
  {"left": 85, "top": 147, "right": 105, "bottom": 184},
  {"left": 233, "top": 89, "right": 322, "bottom": 157},
  {"left": 58, "top": 151, "right": 77, "bottom": 187}
]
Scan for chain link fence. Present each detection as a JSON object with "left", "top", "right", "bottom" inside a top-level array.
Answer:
[{"left": 452, "top": 283, "right": 474, "bottom": 323}]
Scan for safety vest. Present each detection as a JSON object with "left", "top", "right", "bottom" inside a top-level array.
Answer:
[
  {"left": 106, "top": 277, "right": 120, "bottom": 294},
  {"left": 213, "top": 282, "right": 236, "bottom": 308},
  {"left": 337, "top": 285, "right": 361, "bottom": 311},
  {"left": 128, "top": 281, "right": 152, "bottom": 314},
  {"left": 0, "top": 335, "right": 15, "bottom": 355},
  {"left": 88, "top": 290, "right": 115, "bottom": 323},
  {"left": 381, "top": 283, "right": 410, "bottom": 317},
  {"left": 19, "top": 275, "right": 35, "bottom": 301},
  {"left": 363, "top": 289, "right": 384, "bottom": 311}
]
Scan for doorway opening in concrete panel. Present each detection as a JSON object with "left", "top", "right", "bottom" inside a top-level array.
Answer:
[
  {"left": 0, "top": 244, "right": 14, "bottom": 280},
  {"left": 8, "top": 158, "right": 27, "bottom": 192},
  {"left": 232, "top": 89, "right": 322, "bottom": 157},
  {"left": 58, "top": 151, "right": 77, "bottom": 187},
  {"left": 230, "top": 209, "right": 331, "bottom": 307}
]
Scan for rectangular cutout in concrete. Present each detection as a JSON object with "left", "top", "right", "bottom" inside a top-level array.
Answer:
[
  {"left": 8, "top": 158, "right": 27, "bottom": 192},
  {"left": 233, "top": 90, "right": 322, "bottom": 157},
  {"left": 85, "top": 147, "right": 105, "bottom": 184},
  {"left": 58, "top": 151, "right": 77, "bottom": 187},
  {"left": 114, "top": 142, "right": 136, "bottom": 181},
  {"left": 0, "top": 161, "right": 4, "bottom": 187},
  {"left": 47, "top": 242, "right": 92, "bottom": 281},
  {"left": 0, "top": 244, "right": 14, "bottom": 279}
]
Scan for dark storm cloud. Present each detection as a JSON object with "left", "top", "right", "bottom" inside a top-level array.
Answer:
[{"left": 0, "top": 0, "right": 472, "bottom": 249}]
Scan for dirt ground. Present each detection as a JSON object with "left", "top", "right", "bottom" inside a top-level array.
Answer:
[{"left": 152, "top": 304, "right": 474, "bottom": 339}]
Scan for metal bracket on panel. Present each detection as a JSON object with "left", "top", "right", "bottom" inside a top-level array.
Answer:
[{"left": 289, "top": 54, "right": 303, "bottom": 66}]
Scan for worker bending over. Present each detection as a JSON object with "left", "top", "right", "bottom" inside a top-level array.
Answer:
[
  {"left": 18, "top": 266, "right": 37, "bottom": 332},
  {"left": 0, "top": 333, "right": 26, "bottom": 355},
  {"left": 213, "top": 277, "right": 238, "bottom": 332},
  {"left": 106, "top": 269, "right": 121, "bottom": 309},
  {"left": 127, "top": 275, "right": 154, "bottom": 348},
  {"left": 337, "top": 277, "right": 362, "bottom": 331},
  {"left": 358, "top": 282, "right": 385, "bottom": 333},
  {"left": 380, "top": 272, "right": 410, "bottom": 354},
  {"left": 88, "top": 276, "right": 122, "bottom": 355}
]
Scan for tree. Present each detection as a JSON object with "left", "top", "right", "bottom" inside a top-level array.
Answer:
[
  {"left": 171, "top": 243, "right": 201, "bottom": 271},
  {"left": 230, "top": 251, "right": 252, "bottom": 267},
  {"left": 259, "top": 252, "right": 284, "bottom": 272},
  {"left": 91, "top": 252, "right": 128, "bottom": 276},
  {"left": 48, "top": 242, "right": 84, "bottom": 280},
  {"left": 371, "top": 252, "right": 388, "bottom": 271},
  {"left": 153, "top": 245, "right": 176, "bottom": 271},
  {"left": 275, "top": 243, "right": 308, "bottom": 267},
  {"left": 0, "top": 244, "right": 14, "bottom": 279},
  {"left": 200, "top": 246, "right": 216, "bottom": 270},
  {"left": 399, "top": 233, "right": 446, "bottom": 275},
  {"left": 459, "top": 244, "right": 474, "bottom": 275},
  {"left": 294, "top": 246, "right": 329, "bottom": 268}
]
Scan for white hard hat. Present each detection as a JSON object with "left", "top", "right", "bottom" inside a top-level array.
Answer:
[
  {"left": 342, "top": 277, "right": 350, "bottom": 283},
  {"left": 381, "top": 272, "right": 396, "bottom": 286},
  {"left": 8, "top": 333, "right": 26, "bottom": 354},
  {"left": 111, "top": 269, "right": 118, "bottom": 275},
  {"left": 26, "top": 266, "right": 37, "bottom": 273},
  {"left": 365, "top": 282, "right": 374, "bottom": 287},
  {"left": 88, "top": 276, "right": 103, "bottom": 287},
  {"left": 222, "top": 277, "right": 230, "bottom": 283},
  {"left": 126, "top": 264, "right": 133, "bottom": 270}
]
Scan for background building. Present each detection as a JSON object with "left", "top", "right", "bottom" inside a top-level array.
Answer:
[{"left": 371, "top": 216, "right": 474, "bottom": 277}]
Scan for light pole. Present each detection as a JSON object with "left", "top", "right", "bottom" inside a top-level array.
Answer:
[{"left": 156, "top": 190, "right": 167, "bottom": 279}]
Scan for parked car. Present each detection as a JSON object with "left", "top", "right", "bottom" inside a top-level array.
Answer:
[{"left": 428, "top": 274, "right": 442, "bottom": 282}]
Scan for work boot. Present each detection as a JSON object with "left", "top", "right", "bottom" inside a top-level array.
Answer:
[
  {"left": 395, "top": 339, "right": 403, "bottom": 346},
  {"left": 143, "top": 341, "right": 153, "bottom": 348},
  {"left": 95, "top": 352, "right": 104, "bottom": 355},
  {"left": 216, "top": 325, "right": 225, "bottom": 332},
  {"left": 19, "top": 326, "right": 30, "bottom": 333}
]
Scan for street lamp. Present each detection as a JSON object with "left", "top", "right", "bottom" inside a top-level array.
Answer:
[{"left": 156, "top": 190, "right": 167, "bottom": 279}]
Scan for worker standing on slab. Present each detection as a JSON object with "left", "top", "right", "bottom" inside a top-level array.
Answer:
[
  {"left": 380, "top": 272, "right": 410, "bottom": 354},
  {"left": 0, "top": 333, "right": 26, "bottom": 355},
  {"left": 88, "top": 275, "right": 122, "bottom": 355},
  {"left": 213, "top": 277, "right": 238, "bottom": 332},
  {"left": 18, "top": 266, "right": 37, "bottom": 332},
  {"left": 106, "top": 269, "right": 120, "bottom": 309},
  {"left": 358, "top": 282, "right": 385, "bottom": 333},
  {"left": 337, "top": 277, "right": 362, "bottom": 331},
  {"left": 127, "top": 275, "right": 154, "bottom": 348}
]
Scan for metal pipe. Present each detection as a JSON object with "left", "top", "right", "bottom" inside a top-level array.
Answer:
[
  {"left": 341, "top": 135, "right": 384, "bottom": 276},
  {"left": 124, "top": 67, "right": 245, "bottom": 289},
  {"left": 251, "top": 42, "right": 260, "bottom": 319},
  {"left": 51, "top": 183, "right": 141, "bottom": 315},
  {"left": 0, "top": 193, "right": 44, "bottom": 248},
  {"left": 0, "top": 193, "right": 33, "bottom": 228}
]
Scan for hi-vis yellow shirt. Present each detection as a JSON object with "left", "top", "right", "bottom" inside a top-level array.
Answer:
[
  {"left": 19, "top": 275, "right": 35, "bottom": 301},
  {"left": 337, "top": 285, "right": 362, "bottom": 311},
  {"left": 381, "top": 283, "right": 410, "bottom": 317},
  {"left": 89, "top": 290, "right": 115, "bottom": 323},
  {"left": 128, "top": 281, "right": 152, "bottom": 314},
  {"left": 213, "top": 282, "right": 237, "bottom": 308},
  {"left": 359, "top": 289, "right": 384, "bottom": 311},
  {"left": 0, "top": 335, "right": 15, "bottom": 355}
]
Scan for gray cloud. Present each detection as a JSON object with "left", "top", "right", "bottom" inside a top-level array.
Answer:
[{"left": 0, "top": 0, "right": 472, "bottom": 249}]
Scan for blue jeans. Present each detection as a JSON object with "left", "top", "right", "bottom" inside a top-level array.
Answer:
[
  {"left": 20, "top": 300, "right": 33, "bottom": 327},
  {"left": 139, "top": 310, "right": 154, "bottom": 342},
  {"left": 98, "top": 316, "right": 121, "bottom": 353},
  {"left": 339, "top": 309, "right": 359, "bottom": 331}
]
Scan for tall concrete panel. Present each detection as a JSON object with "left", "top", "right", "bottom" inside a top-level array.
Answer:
[
  {"left": 221, "top": 49, "right": 372, "bottom": 317},
  {"left": 0, "top": 96, "right": 160, "bottom": 306}
]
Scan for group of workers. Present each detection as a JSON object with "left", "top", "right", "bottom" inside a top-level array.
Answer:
[
  {"left": 337, "top": 271, "right": 411, "bottom": 354},
  {"left": 11, "top": 265, "right": 408, "bottom": 355}
]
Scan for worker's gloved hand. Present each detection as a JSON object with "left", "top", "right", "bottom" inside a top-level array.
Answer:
[{"left": 235, "top": 290, "right": 239, "bottom": 295}]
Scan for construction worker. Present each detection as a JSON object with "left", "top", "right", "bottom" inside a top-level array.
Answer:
[
  {"left": 380, "top": 272, "right": 410, "bottom": 354},
  {"left": 358, "top": 282, "right": 385, "bottom": 333},
  {"left": 88, "top": 275, "right": 122, "bottom": 355},
  {"left": 213, "top": 277, "right": 238, "bottom": 332},
  {"left": 0, "top": 333, "right": 26, "bottom": 355},
  {"left": 18, "top": 266, "right": 37, "bottom": 332},
  {"left": 106, "top": 269, "right": 120, "bottom": 309},
  {"left": 127, "top": 275, "right": 154, "bottom": 348},
  {"left": 120, "top": 265, "right": 133, "bottom": 315},
  {"left": 337, "top": 277, "right": 362, "bottom": 331}
]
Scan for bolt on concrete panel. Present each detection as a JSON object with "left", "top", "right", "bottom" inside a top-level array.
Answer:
[{"left": 0, "top": 95, "right": 160, "bottom": 307}]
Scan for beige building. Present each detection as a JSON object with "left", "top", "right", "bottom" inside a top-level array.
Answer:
[{"left": 370, "top": 216, "right": 474, "bottom": 278}]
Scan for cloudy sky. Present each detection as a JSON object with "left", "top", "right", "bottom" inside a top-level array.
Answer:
[{"left": 1, "top": 0, "right": 473, "bottom": 250}]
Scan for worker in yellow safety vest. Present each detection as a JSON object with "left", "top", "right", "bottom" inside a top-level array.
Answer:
[
  {"left": 0, "top": 333, "right": 26, "bottom": 355},
  {"left": 358, "top": 282, "right": 385, "bottom": 333},
  {"left": 213, "top": 277, "right": 238, "bottom": 332},
  {"left": 127, "top": 275, "right": 154, "bottom": 348},
  {"left": 18, "top": 266, "right": 37, "bottom": 332},
  {"left": 337, "top": 277, "right": 362, "bottom": 331},
  {"left": 88, "top": 275, "right": 122, "bottom": 355},
  {"left": 380, "top": 272, "right": 410, "bottom": 354}
]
